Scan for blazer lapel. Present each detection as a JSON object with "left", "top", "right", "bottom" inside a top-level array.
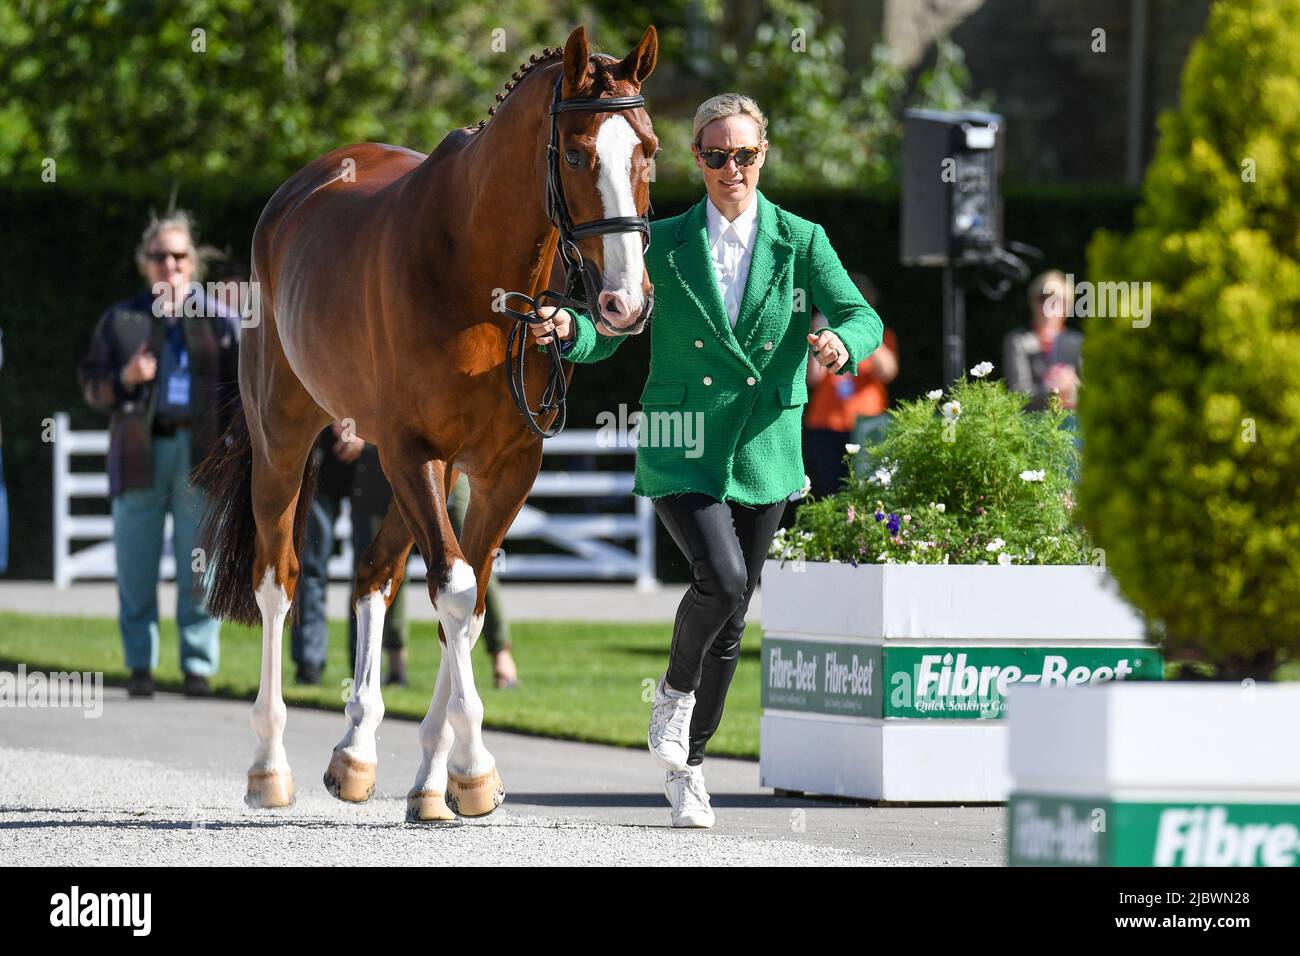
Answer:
[
  {"left": 733, "top": 191, "right": 794, "bottom": 355},
  {"left": 666, "top": 198, "right": 752, "bottom": 369}
]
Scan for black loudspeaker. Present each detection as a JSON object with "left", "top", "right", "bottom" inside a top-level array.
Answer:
[{"left": 901, "top": 109, "right": 1004, "bottom": 267}]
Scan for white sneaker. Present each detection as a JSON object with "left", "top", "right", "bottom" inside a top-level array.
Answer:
[
  {"left": 647, "top": 676, "right": 695, "bottom": 771},
  {"left": 664, "top": 765, "right": 714, "bottom": 828}
]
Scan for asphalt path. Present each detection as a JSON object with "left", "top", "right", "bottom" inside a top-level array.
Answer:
[{"left": 0, "top": 686, "right": 1005, "bottom": 866}]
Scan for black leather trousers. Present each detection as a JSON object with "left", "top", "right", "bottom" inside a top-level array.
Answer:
[{"left": 653, "top": 492, "right": 788, "bottom": 766}]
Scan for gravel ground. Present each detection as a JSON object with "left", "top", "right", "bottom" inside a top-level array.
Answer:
[{"left": 0, "top": 687, "right": 1006, "bottom": 866}]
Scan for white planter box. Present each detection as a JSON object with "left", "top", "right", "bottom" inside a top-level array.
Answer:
[
  {"left": 1006, "top": 684, "right": 1300, "bottom": 866},
  {"left": 758, "top": 559, "right": 1158, "bottom": 803}
]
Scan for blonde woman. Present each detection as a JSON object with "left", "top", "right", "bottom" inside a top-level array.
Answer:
[{"left": 532, "top": 94, "right": 883, "bottom": 827}]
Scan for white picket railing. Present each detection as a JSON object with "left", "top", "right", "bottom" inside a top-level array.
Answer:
[{"left": 51, "top": 412, "right": 657, "bottom": 591}]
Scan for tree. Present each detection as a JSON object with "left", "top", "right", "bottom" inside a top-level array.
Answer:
[
  {"left": 0, "top": 0, "right": 694, "bottom": 180},
  {"left": 651, "top": 0, "right": 992, "bottom": 190},
  {"left": 1077, "top": 0, "right": 1300, "bottom": 680}
]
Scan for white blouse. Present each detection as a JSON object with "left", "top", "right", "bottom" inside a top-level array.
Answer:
[{"left": 705, "top": 196, "right": 759, "bottom": 329}]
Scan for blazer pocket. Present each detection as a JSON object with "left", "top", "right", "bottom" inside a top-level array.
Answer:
[
  {"left": 776, "top": 381, "right": 809, "bottom": 407},
  {"left": 639, "top": 381, "right": 687, "bottom": 406}
]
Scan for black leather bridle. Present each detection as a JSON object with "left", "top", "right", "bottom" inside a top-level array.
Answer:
[{"left": 503, "top": 76, "right": 652, "bottom": 439}]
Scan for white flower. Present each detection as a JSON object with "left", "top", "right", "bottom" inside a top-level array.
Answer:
[
  {"left": 926, "top": 389, "right": 944, "bottom": 400},
  {"left": 873, "top": 467, "right": 892, "bottom": 487},
  {"left": 941, "top": 400, "right": 962, "bottom": 421},
  {"left": 876, "top": 552, "right": 889, "bottom": 562},
  {"left": 844, "top": 443, "right": 861, "bottom": 455},
  {"left": 970, "top": 361, "right": 994, "bottom": 378},
  {"left": 1019, "top": 469, "right": 1046, "bottom": 482},
  {"left": 986, "top": 537, "right": 1006, "bottom": 553},
  {"left": 935, "top": 502, "right": 946, "bottom": 513},
  {"left": 788, "top": 474, "right": 812, "bottom": 501},
  {"left": 997, "top": 552, "right": 1012, "bottom": 566}
]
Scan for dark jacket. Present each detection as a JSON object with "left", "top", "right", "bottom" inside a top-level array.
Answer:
[{"left": 78, "top": 291, "right": 241, "bottom": 496}]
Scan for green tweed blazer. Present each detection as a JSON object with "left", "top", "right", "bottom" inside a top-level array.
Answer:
[{"left": 564, "top": 189, "right": 884, "bottom": 505}]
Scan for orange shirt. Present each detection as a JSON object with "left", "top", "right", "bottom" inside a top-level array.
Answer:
[{"left": 805, "top": 327, "right": 897, "bottom": 432}]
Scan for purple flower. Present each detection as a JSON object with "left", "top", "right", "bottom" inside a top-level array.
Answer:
[
  {"left": 874, "top": 511, "right": 885, "bottom": 522},
  {"left": 886, "top": 513, "right": 901, "bottom": 535}
]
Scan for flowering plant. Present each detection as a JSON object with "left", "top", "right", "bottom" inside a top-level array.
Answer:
[{"left": 771, "top": 366, "right": 1091, "bottom": 566}]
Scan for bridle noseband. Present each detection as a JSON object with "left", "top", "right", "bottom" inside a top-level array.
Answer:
[{"left": 504, "top": 76, "right": 652, "bottom": 439}]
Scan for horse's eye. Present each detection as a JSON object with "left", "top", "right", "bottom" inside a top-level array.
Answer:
[{"left": 565, "top": 149, "right": 583, "bottom": 167}]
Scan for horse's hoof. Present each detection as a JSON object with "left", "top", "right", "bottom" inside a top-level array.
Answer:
[
  {"left": 405, "top": 789, "right": 457, "bottom": 823},
  {"left": 246, "top": 768, "right": 295, "bottom": 808},
  {"left": 323, "top": 749, "right": 376, "bottom": 804},
  {"left": 445, "top": 767, "right": 505, "bottom": 818}
]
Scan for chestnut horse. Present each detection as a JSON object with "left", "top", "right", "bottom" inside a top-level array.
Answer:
[{"left": 196, "top": 25, "right": 658, "bottom": 821}]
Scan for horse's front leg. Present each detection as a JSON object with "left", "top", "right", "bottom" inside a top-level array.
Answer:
[{"left": 383, "top": 442, "right": 504, "bottom": 819}]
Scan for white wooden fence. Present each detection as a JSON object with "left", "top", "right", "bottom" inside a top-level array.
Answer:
[{"left": 51, "top": 412, "right": 657, "bottom": 590}]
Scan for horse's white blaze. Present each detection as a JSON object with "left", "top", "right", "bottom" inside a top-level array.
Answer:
[
  {"left": 251, "top": 566, "right": 291, "bottom": 772},
  {"left": 594, "top": 114, "right": 644, "bottom": 312},
  {"left": 432, "top": 558, "right": 494, "bottom": 778},
  {"left": 334, "top": 587, "right": 388, "bottom": 764}
]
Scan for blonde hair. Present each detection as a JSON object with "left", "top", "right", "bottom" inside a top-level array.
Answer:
[
  {"left": 1029, "top": 269, "right": 1073, "bottom": 316},
  {"left": 135, "top": 209, "right": 207, "bottom": 281},
  {"left": 692, "top": 93, "right": 768, "bottom": 147}
]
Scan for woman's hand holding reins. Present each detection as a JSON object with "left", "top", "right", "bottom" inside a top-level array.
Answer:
[{"left": 531, "top": 306, "right": 575, "bottom": 347}]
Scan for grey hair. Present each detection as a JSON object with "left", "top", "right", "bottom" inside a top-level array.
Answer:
[
  {"left": 135, "top": 209, "right": 206, "bottom": 281},
  {"left": 691, "top": 93, "right": 768, "bottom": 147}
]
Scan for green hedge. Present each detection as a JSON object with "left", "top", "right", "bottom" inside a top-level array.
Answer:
[{"left": 0, "top": 177, "right": 1136, "bottom": 580}]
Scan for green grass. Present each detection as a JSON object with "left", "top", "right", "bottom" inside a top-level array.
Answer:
[
  {"left": 7, "top": 611, "right": 1291, "bottom": 762},
  {"left": 0, "top": 612, "right": 763, "bottom": 759}
]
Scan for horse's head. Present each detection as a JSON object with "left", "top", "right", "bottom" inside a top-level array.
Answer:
[{"left": 555, "top": 25, "right": 658, "bottom": 336}]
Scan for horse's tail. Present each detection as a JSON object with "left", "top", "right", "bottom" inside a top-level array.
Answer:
[{"left": 194, "top": 401, "right": 319, "bottom": 627}]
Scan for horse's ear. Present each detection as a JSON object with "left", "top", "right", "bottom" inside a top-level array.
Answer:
[
  {"left": 562, "top": 26, "right": 590, "bottom": 91},
  {"left": 621, "top": 25, "right": 658, "bottom": 86}
]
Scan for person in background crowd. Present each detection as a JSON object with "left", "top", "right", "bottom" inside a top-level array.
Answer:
[
  {"left": 290, "top": 423, "right": 408, "bottom": 686},
  {"left": 803, "top": 273, "right": 898, "bottom": 498},
  {"left": 78, "top": 210, "right": 240, "bottom": 698},
  {"left": 0, "top": 327, "right": 8, "bottom": 576},
  {"left": 1003, "top": 269, "right": 1082, "bottom": 411}
]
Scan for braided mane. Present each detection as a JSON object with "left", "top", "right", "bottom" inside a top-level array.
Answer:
[{"left": 476, "top": 47, "right": 619, "bottom": 128}]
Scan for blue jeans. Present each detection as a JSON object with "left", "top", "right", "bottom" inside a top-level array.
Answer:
[{"left": 111, "top": 432, "right": 220, "bottom": 675}]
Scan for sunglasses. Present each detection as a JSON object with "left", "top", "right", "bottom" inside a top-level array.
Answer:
[
  {"left": 695, "top": 144, "right": 763, "bottom": 170},
  {"left": 146, "top": 250, "right": 189, "bottom": 263}
]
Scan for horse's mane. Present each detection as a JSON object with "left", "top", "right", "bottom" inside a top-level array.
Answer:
[{"left": 476, "top": 47, "right": 620, "bottom": 129}]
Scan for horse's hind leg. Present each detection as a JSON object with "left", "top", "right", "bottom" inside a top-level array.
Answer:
[
  {"left": 324, "top": 496, "right": 414, "bottom": 804},
  {"left": 242, "top": 348, "right": 330, "bottom": 808},
  {"left": 243, "top": 437, "right": 320, "bottom": 806}
]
